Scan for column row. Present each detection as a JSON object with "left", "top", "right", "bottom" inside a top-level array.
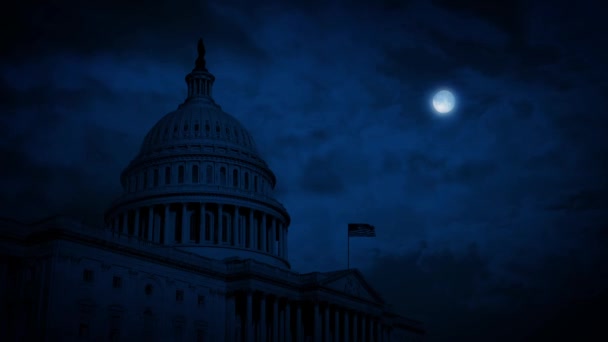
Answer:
[
  {"left": 227, "top": 291, "right": 393, "bottom": 342},
  {"left": 109, "top": 203, "right": 288, "bottom": 258}
]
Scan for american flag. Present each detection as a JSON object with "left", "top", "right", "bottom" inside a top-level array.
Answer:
[{"left": 348, "top": 223, "right": 376, "bottom": 237}]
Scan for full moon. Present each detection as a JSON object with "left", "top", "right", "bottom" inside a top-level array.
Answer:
[{"left": 432, "top": 89, "right": 456, "bottom": 114}]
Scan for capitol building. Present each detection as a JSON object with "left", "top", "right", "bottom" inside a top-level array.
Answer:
[{"left": 0, "top": 40, "right": 425, "bottom": 341}]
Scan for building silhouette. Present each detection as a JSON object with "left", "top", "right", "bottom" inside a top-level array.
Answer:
[{"left": 0, "top": 39, "right": 425, "bottom": 341}]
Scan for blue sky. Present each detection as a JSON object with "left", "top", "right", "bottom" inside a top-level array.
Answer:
[{"left": 1, "top": 0, "right": 607, "bottom": 340}]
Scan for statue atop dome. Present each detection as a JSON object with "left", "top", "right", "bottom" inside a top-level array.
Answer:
[{"left": 194, "top": 38, "right": 207, "bottom": 71}]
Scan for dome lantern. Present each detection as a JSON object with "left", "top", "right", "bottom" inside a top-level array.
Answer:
[{"left": 184, "top": 38, "right": 215, "bottom": 102}]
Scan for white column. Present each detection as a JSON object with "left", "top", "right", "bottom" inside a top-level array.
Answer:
[
  {"left": 371, "top": 319, "right": 376, "bottom": 342},
  {"left": 200, "top": 202, "right": 206, "bottom": 243},
  {"left": 296, "top": 303, "right": 302, "bottom": 342},
  {"left": 226, "top": 294, "right": 235, "bottom": 340},
  {"left": 249, "top": 209, "right": 255, "bottom": 249},
  {"left": 233, "top": 206, "right": 239, "bottom": 246},
  {"left": 218, "top": 204, "right": 223, "bottom": 244},
  {"left": 226, "top": 207, "right": 232, "bottom": 244},
  {"left": 133, "top": 208, "right": 140, "bottom": 237},
  {"left": 240, "top": 213, "right": 246, "bottom": 247},
  {"left": 314, "top": 302, "right": 321, "bottom": 341},
  {"left": 273, "top": 297, "right": 278, "bottom": 342},
  {"left": 277, "top": 222, "right": 283, "bottom": 257},
  {"left": 247, "top": 208, "right": 256, "bottom": 249},
  {"left": 121, "top": 212, "right": 127, "bottom": 234},
  {"left": 362, "top": 315, "right": 367, "bottom": 342},
  {"left": 260, "top": 294, "right": 267, "bottom": 342},
  {"left": 344, "top": 310, "right": 349, "bottom": 342},
  {"left": 280, "top": 305, "right": 285, "bottom": 342},
  {"left": 261, "top": 213, "right": 267, "bottom": 252},
  {"left": 270, "top": 217, "right": 277, "bottom": 255},
  {"left": 153, "top": 211, "right": 161, "bottom": 242},
  {"left": 285, "top": 301, "right": 291, "bottom": 342},
  {"left": 246, "top": 292, "right": 253, "bottom": 342},
  {"left": 284, "top": 226, "right": 289, "bottom": 259},
  {"left": 353, "top": 313, "right": 358, "bottom": 342},
  {"left": 163, "top": 205, "right": 172, "bottom": 244},
  {"left": 182, "top": 203, "right": 189, "bottom": 243},
  {"left": 334, "top": 307, "right": 340, "bottom": 342},
  {"left": 147, "top": 206, "right": 153, "bottom": 240},
  {"left": 324, "top": 304, "right": 330, "bottom": 342}
]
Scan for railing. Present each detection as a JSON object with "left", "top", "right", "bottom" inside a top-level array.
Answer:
[
  {"left": 22, "top": 216, "right": 226, "bottom": 273},
  {"left": 4, "top": 216, "right": 366, "bottom": 293},
  {"left": 109, "top": 184, "right": 288, "bottom": 211}
]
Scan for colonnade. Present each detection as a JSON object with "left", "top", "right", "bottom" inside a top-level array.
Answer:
[
  {"left": 226, "top": 291, "right": 393, "bottom": 342},
  {"left": 109, "top": 203, "right": 288, "bottom": 258}
]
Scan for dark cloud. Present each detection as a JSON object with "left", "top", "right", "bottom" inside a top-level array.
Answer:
[
  {"left": 431, "top": 0, "right": 527, "bottom": 43},
  {"left": 510, "top": 99, "right": 534, "bottom": 119},
  {"left": 3, "top": 0, "right": 267, "bottom": 64},
  {"left": 544, "top": 188, "right": 608, "bottom": 212},
  {"left": 298, "top": 154, "right": 347, "bottom": 195},
  {"left": 367, "top": 235, "right": 608, "bottom": 341}
]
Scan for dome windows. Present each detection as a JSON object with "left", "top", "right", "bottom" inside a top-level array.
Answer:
[
  {"left": 244, "top": 172, "right": 249, "bottom": 190},
  {"left": 165, "top": 167, "right": 171, "bottom": 185},
  {"left": 192, "top": 165, "right": 199, "bottom": 183},
  {"left": 206, "top": 165, "right": 213, "bottom": 184},
  {"left": 178, "top": 165, "right": 185, "bottom": 184},
  {"left": 220, "top": 167, "right": 227, "bottom": 186},
  {"left": 232, "top": 169, "right": 239, "bottom": 187},
  {"left": 153, "top": 169, "right": 159, "bottom": 187}
]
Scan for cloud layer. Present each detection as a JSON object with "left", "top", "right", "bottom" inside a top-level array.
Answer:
[{"left": 2, "top": 0, "right": 607, "bottom": 340}]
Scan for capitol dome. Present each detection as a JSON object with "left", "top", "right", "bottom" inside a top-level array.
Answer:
[{"left": 105, "top": 39, "right": 290, "bottom": 269}]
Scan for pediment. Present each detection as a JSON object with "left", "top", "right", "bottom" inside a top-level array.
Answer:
[{"left": 321, "top": 270, "right": 384, "bottom": 304}]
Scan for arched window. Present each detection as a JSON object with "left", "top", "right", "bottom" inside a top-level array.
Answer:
[
  {"left": 220, "top": 167, "right": 227, "bottom": 186},
  {"left": 192, "top": 165, "right": 199, "bottom": 183},
  {"left": 178, "top": 165, "right": 184, "bottom": 184},
  {"left": 165, "top": 167, "right": 171, "bottom": 185},
  {"left": 254, "top": 176, "right": 258, "bottom": 192},
  {"left": 134, "top": 175, "right": 139, "bottom": 191},
  {"left": 206, "top": 165, "right": 213, "bottom": 184},
  {"left": 244, "top": 172, "right": 249, "bottom": 190},
  {"left": 143, "top": 171, "right": 148, "bottom": 189},
  {"left": 153, "top": 169, "right": 159, "bottom": 187},
  {"left": 232, "top": 169, "right": 238, "bottom": 187}
]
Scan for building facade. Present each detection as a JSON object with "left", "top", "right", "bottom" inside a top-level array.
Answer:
[{"left": 0, "top": 40, "right": 425, "bottom": 341}]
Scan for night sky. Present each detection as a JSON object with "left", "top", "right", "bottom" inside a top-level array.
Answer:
[{"left": 2, "top": 0, "right": 607, "bottom": 340}]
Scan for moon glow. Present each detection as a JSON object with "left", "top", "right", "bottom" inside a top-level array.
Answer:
[{"left": 432, "top": 90, "right": 456, "bottom": 114}]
